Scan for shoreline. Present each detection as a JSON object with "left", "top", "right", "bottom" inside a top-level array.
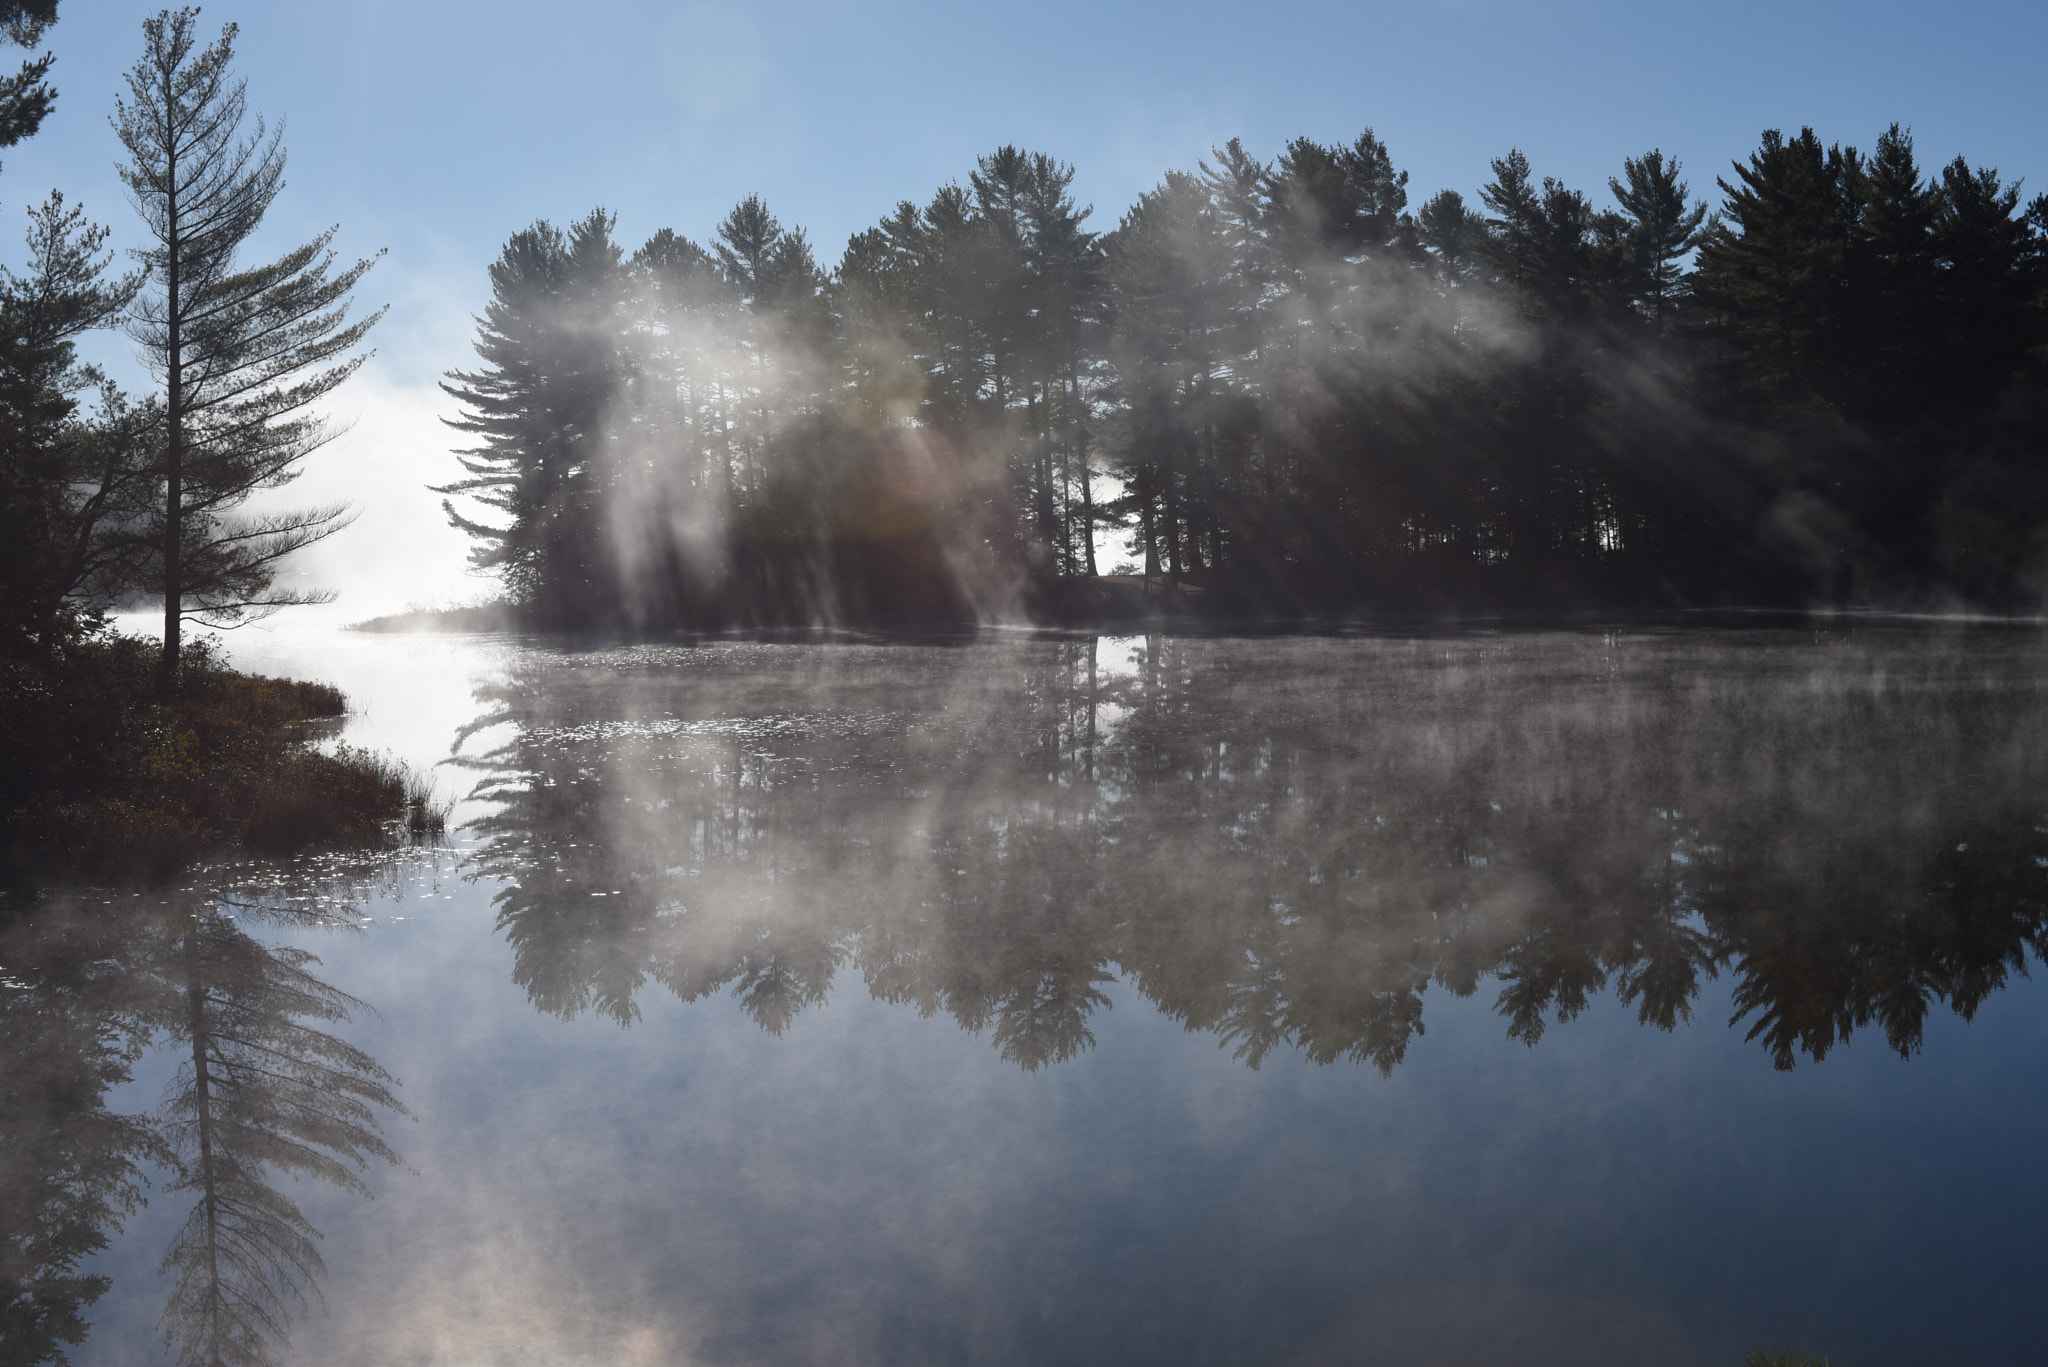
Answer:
[{"left": 342, "top": 597, "right": 2048, "bottom": 639}]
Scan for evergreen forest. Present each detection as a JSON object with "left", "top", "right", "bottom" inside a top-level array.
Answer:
[{"left": 440, "top": 127, "right": 2048, "bottom": 626}]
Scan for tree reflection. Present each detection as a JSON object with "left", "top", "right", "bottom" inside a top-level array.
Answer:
[
  {"left": 454, "top": 632, "right": 2048, "bottom": 1073},
  {"left": 152, "top": 903, "right": 406, "bottom": 1367},
  {"left": 0, "top": 864, "right": 413, "bottom": 1367},
  {"left": 0, "top": 909, "right": 158, "bottom": 1367}
]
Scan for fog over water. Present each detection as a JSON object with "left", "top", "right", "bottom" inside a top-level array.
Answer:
[
  {"left": 10, "top": 3, "right": 2048, "bottom": 1362},
  {"left": 10, "top": 621, "right": 2048, "bottom": 1365}
]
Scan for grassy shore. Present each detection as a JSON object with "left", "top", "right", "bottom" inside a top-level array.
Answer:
[{"left": 1, "top": 632, "right": 443, "bottom": 892}]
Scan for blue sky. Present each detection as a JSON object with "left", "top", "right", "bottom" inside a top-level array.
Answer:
[{"left": 10, "top": 0, "right": 2046, "bottom": 612}]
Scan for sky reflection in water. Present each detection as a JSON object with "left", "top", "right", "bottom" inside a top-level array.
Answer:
[{"left": 9, "top": 626, "right": 2048, "bottom": 1366}]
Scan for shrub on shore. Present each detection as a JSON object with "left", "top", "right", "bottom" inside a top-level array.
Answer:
[{"left": 1, "top": 632, "right": 444, "bottom": 890}]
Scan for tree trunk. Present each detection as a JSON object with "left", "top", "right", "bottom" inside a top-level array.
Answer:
[
  {"left": 1077, "top": 448, "right": 1098, "bottom": 578},
  {"left": 1164, "top": 468, "right": 1184, "bottom": 580},
  {"left": 1072, "top": 373, "right": 1097, "bottom": 578},
  {"left": 1141, "top": 479, "right": 1159, "bottom": 578},
  {"left": 158, "top": 172, "right": 183, "bottom": 696}
]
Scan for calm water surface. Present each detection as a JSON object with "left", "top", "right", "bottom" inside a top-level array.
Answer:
[{"left": 7, "top": 624, "right": 2048, "bottom": 1366}]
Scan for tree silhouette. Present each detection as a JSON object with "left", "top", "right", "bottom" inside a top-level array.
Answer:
[
  {"left": 114, "top": 8, "right": 382, "bottom": 690},
  {"left": 0, "top": 0, "right": 155, "bottom": 662},
  {"left": 431, "top": 123, "right": 2048, "bottom": 623}
]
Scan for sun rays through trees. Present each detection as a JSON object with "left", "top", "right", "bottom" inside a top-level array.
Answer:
[{"left": 440, "top": 130, "right": 2048, "bottom": 627}]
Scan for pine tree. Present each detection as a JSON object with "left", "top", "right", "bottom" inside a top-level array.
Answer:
[
  {"left": 1921, "top": 158, "right": 2048, "bottom": 598},
  {"left": 1017, "top": 153, "right": 1102, "bottom": 574},
  {"left": 1607, "top": 150, "right": 1707, "bottom": 324},
  {"left": 1479, "top": 149, "right": 1624, "bottom": 323},
  {"left": 114, "top": 9, "right": 382, "bottom": 691},
  {"left": 1475, "top": 151, "right": 1631, "bottom": 570},
  {"left": 436, "top": 212, "right": 622, "bottom": 625},
  {"left": 1103, "top": 172, "right": 1220, "bottom": 582},
  {"left": 1416, "top": 189, "right": 1487, "bottom": 281},
  {"left": 0, "top": 196, "right": 152, "bottom": 654},
  {"left": 1691, "top": 128, "right": 1863, "bottom": 420},
  {"left": 0, "top": 1, "right": 57, "bottom": 154},
  {"left": 0, "top": 0, "right": 151, "bottom": 658},
  {"left": 617, "top": 225, "right": 733, "bottom": 618},
  {"left": 1929, "top": 156, "right": 2037, "bottom": 410},
  {"left": 710, "top": 195, "right": 824, "bottom": 500},
  {"left": 1850, "top": 124, "right": 1940, "bottom": 425}
]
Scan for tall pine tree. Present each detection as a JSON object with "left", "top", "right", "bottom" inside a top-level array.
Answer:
[{"left": 115, "top": 9, "right": 382, "bottom": 690}]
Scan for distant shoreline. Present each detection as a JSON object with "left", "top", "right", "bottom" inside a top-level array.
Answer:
[
  {"left": 347, "top": 602, "right": 525, "bottom": 634},
  {"left": 343, "top": 590, "right": 2048, "bottom": 638}
]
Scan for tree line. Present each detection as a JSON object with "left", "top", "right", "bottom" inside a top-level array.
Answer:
[{"left": 441, "top": 127, "right": 2048, "bottom": 626}]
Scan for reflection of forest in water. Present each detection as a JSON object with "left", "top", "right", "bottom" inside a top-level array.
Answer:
[
  {"left": 2, "top": 862, "right": 414, "bottom": 1367},
  {"left": 12, "top": 629, "right": 2048, "bottom": 1367},
  {"left": 460, "top": 630, "right": 2048, "bottom": 1073}
]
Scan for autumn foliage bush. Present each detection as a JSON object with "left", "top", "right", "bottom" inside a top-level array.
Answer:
[{"left": 1, "top": 631, "right": 441, "bottom": 889}]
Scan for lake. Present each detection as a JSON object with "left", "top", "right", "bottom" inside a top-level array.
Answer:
[{"left": 7, "top": 621, "right": 2047, "bottom": 1366}]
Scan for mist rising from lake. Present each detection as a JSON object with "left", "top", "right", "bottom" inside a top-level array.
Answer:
[{"left": 12, "top": 621, "right": 2048, "bottom": 1366}]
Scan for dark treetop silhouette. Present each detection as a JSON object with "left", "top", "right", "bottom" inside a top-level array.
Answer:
[{"left": 439, "top": 130, "right": 2048, "bottom": 629}]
